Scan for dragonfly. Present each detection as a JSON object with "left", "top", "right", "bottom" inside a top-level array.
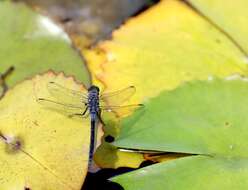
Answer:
[{"left": 37, "top": 82, "right": 143, "bottom": 167}]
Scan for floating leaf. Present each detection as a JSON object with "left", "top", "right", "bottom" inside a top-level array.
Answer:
[
  {"left": 0, "top": 73, "right": 90, "bottom": 190},
  {"left": 113, "top": 77, "right": 248, "bottom": 189},
  {"left": 84, "top": 0, "right": 248, "bottom": 169},
  {"left": 113, "top": 155, "right": 248, "bottom": 190},
  {"left": 0, "top": 1, "right": 91, "bottom": 88},
  {"left": 188, "top": 0, "right": 248, "bottom": 53},
  {"left": 94, "top": 143, "right": 144, "bottom": 169},
  {"left": 85, "top": 0, "right": 248, "bottom": 104},
  {"left": 94, "top": 109, "right": 144, "bottom": 168}
]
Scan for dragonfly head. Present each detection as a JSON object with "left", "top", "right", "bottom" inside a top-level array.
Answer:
[{"left": 88, "top": 85, "right": 100, "bottom": 93}]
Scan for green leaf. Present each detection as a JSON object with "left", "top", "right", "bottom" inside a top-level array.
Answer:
[
  {"left": 112, "top": 155, "right": 248, "bottom": 190},
  {"left": 112, "top": 77, "right": 248, "bottom": 189},
  {"left": 115, "top": 78, "right": 248, "bottom": 156},
  {"left": 0, "top": 1, "right": 91, "bottom": 88}
]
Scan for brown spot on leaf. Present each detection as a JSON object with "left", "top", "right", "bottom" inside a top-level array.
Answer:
[
  {"left": 224, "top": 121, "right": 231, "bottom": 127},
  {"left": 2, "top": 135, "right": 24, "bottom": 154}
]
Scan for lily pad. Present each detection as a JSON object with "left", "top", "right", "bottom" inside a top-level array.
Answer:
[
  {"left": 188, "top": 0, "right": 248, "bottom": 53},
  {"left": 112, "top": 77, "right": 248, "bottom": 189},
  {"left": 0, "top": 72, "right": 90, "bottom": 190},
  {"left": 94, "top": 143, "right": 144, "bottom": 169},
  {"left": 93, "top": 94, "right": 145, "bottom": 169},
  {"left": 84, "top": 0, "right": 248, "bottom": 169},
  {"left": 112, "top": 155, "right": 248, "bottom": 190},
  {"left": 85, "top": 0, "right": 248, "bottom": 104},
  {"left": 0, "top": 1, "right": 91, "bottom": 88}
]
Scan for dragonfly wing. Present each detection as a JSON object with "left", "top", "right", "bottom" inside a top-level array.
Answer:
[
  {"left": 37, "top": 98, "right": 87, "bottom": 117},
  {"left": 47, "top": 81, "right": 88, "bottom": 106},
  {"left": 100, "top": 104, "right": 144, "bottom": 117},
  {"left": 100, "top": 86, "right": 136, "bottom": 106}
]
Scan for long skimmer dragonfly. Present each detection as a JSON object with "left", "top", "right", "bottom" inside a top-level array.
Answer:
[{"left": 37, "top": 82, "right": 142, "bottom": 167}]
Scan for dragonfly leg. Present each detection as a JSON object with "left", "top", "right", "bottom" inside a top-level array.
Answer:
[
  {"left": 68, "top": 113, "right": 83, "bottom": 118},
  {"left": 82, "top": 106, "right": 88, "bottom": 116},
  {"left": 69, "top": 107, "right": 89, "bottom": 117}
]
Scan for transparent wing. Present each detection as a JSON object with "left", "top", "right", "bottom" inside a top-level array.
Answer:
[
  {"left": 37, "top": 98, "right": 88, "bottom": 117},
  {"left": 100, "top": 104, "right": 144, "bottom": 117},
  {"left": 47, "top": 81, "right": 88, "bottom": 106},
  {"left": 100, "top": 86, "right": 136, "bottom": 106}
]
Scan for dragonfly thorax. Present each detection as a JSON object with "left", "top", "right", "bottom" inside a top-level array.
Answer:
[{"left": 87, "top": 85, "right": 100, "bottom": 118}]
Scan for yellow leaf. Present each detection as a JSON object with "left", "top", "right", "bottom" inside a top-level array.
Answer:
[
  {"left": 0, "top": 73, "right": 90, "bottom": 190},
  {"left": 92, "top": 112, "right": 144, "bottom": 169},
  {"left": 95, "top": 143, "right": 144, "bottom": 169},
  {"left": 85, "top": 0, "right": 248, "bottom": 105}
]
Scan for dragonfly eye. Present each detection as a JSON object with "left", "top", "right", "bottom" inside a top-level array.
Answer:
[{"left": 88, "top": 85, "right": 100, "bottom": 93}]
